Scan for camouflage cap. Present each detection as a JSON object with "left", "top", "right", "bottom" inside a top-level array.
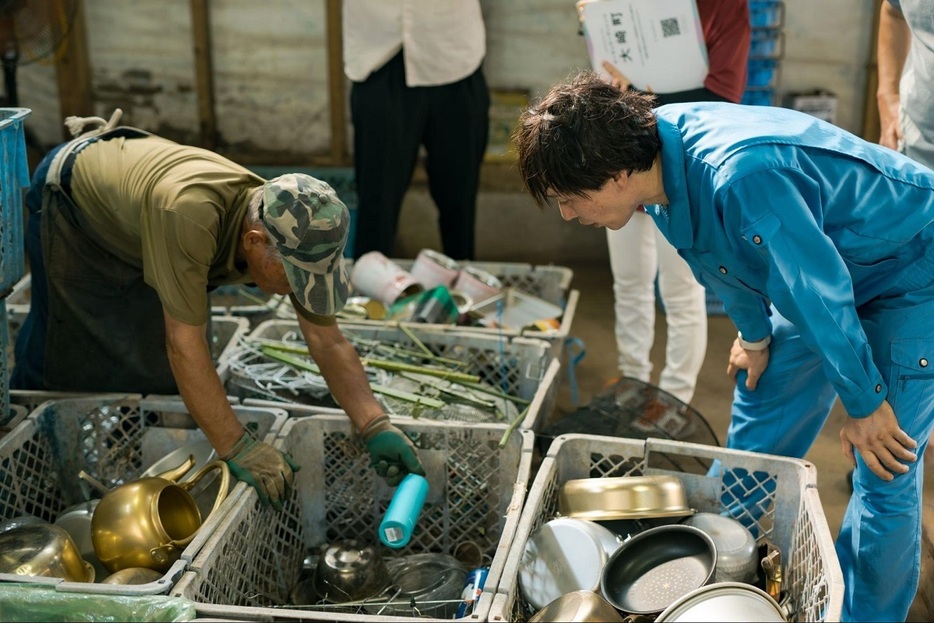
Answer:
[{"left": 262, "top": 173, "right": 349, "bottom": 316}]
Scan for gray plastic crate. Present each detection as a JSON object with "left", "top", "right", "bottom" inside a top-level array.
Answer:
[
  {"left": 4, "top": 302, "right": 249, "bottom": 378},
  {"left": 489, "top": 435, "right": 844, "bottom": 622},
  {"left": 0, "top": 395, "right": 288, "bottom": 596},
  {"left": 171, "top": 415, "right": 535, "bottom": 622},
  {"left": 210, "top": 260, "right": 579, "bottom": 361},
  {"left": 223, "top": 319, "right": 560, "bottom": 432}
]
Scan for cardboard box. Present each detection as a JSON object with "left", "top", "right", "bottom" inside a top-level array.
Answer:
[{"left": 786, "top": 90, "right": 838, "bottom": 125}]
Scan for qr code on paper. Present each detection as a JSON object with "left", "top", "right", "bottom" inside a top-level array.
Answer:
[{"left": 661, "top": 17, "right": 681, "bottom": 37}]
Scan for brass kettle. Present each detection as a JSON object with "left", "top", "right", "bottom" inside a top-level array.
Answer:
[{"left": 90, "top": 458, "right": 230, "bottom": 574}]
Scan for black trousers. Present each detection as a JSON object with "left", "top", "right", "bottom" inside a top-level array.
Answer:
[{"left": 350, "top": 51, "right": 490, "bottom": 261}]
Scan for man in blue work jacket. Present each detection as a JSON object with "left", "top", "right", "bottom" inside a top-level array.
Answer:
[{"left": 514, "top": 71, "right": 932, "bottom": 622}]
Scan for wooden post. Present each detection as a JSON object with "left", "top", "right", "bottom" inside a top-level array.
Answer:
[
  {"left": 862, "top": 0, "right": 884, "bottom": 142},
  {"left": 326, "top": 0, "right": 348, "bottom": 165},
  {"left": 53, "top": 0, "right": 93, "bottom": 139},
  {"left": 190, "top": 0, "right": 217, "bottom": 150}
]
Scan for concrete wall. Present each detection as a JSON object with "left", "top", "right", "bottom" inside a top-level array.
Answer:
[{"left": 14, "top": 0, "right": 878, "bottom": 264}]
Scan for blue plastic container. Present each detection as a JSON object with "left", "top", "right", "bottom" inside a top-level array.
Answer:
[
  {"left": 749, "top": 1, "right": 784, "bottom": 29},
  {"left": 750, "top": 30, "right": 784, "bottom": 59},
  {"left": 0, "top": 108, "right": 31, "bottom": 296},
  {"left": 741, "top": 88, "right": 776, "bottom": 107},
  {"left": 379, "top": 473, "right": 429, "bottom": 549},
  {"left": 746, "top": 59, "right": 779, "bottom": 88}
]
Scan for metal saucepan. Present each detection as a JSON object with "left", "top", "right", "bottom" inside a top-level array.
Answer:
[
  {"left": 529, "top": 590, "right": 626, "bottom": 622},
  {"left": 519, "top": 517, "right": 623, "bottom": 609},
  {"left": 601, "top": 524, "right": 717, "bottom": 616},
  {"left": 559, "top": 475, "right": 695, "bottom": 521},
  {"left": 655, "top": 581, "right": 786, "bottom": 622},
  {"left": 682, "top": 512, "right": 758, "bottom": 583}
]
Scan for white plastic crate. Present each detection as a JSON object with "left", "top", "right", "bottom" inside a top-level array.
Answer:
[
  {"left": 224, "top": 320, "right": 561, "bottom": 432},
  {"left": 171, "top": 414, "right": 535, "bottom": 622},
  {"left": 489, "top": 435, "right": 844, "bottom": 622},
  {"left": 211, "top": 260, "right": 579, "bottom": 362},
  {"left": 0, "top": 395, "right": 288, "bottom": 595}
]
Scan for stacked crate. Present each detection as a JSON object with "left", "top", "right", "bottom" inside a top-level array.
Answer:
[
  {"left": 0, "top": 108, "right": 31, "bottom": 424},
  {"left": 742, "top": 0, "right": 785, "bottom": 106}
]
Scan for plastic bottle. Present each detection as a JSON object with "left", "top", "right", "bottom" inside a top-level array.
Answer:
[{"left": 378, "top": 473, "right": 429, "bottom": 549}]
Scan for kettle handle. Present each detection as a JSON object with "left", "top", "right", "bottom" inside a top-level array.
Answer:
[
  {"left": 162, "top": 459, "right": 231, "bottom": 550},
  {"left": 180, "top": 459, "right": 231, "bottom": 519}
]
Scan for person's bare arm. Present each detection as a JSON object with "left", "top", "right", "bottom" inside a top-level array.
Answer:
[
  {"left": 877, "top": 1, "right": 911, "bottom": 150},
  {"left": 295, "top": 313, "right": 383, "bottom": 433},
  {"left": 163, "top": 310, "right": 244, "bottom": 454}
]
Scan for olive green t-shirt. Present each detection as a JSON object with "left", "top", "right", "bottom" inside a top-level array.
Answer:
[{"left": 70, "top": 135, "right": 263, "bottom": 325}]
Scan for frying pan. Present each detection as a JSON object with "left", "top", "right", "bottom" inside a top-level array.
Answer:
[{"left": 600, "top": 524, "right": 717, "bottom": 615}]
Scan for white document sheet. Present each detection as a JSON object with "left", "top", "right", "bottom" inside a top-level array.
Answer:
[{"left": 577, "top": 0, "right": 709, "bottom": 93}]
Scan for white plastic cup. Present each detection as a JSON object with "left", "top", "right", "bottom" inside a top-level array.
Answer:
[
  {"left": 350, "top": 251, "right": 423, "bottom": 305},
  {"left": 410, "top": 249, "right": 461, "bottom": 290},
  {"left": 454, "top": 266, "right": 503, "bottom": 304}
]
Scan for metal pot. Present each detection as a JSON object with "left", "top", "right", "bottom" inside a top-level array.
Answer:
[
  {"left": 0, "top": 524, "right": 95, "bottom": 582},
  {"left": 529, "top": 590, "right": 626, "bottom": 622},
  {"left": 682, "top": 512, "right": 758, "bottom": 583},
  {"left": 519, "top": 517, "right": 623, "bottom": 610},
  {"left": 54, "top": 500, "right": 108, "bottom": 582},
  {"left": 91, "top": 459, "right": 230, "bottom": 573},
  {"left": 558, "top": 475, "right": 695, "bottom": 521},
  {"left": 655, "top": 581, "right": 786, "bottom": 622},
  {"left": 312, "top": 540, "right": 390, "bottom": 604},
  {"left": 101, "top": 566, "right": 165, "bottom": 585},
  {"left": 601, "top": 524, "right": 717, "bottom": 616}
]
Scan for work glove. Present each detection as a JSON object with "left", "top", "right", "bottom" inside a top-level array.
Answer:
[
  {"left": 221, "top": 433, "right": 300, "bottom": 510},
  {"left": 360, "top": 415, "right": 426, "bottom": 486}
]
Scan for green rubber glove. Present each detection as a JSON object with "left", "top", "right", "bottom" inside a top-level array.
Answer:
[
  {"left": 221, "top": 433, "right": 300, "bottom": 510},
  {"left": 360, "top": 415, "right": 426, "bottom": 486}
]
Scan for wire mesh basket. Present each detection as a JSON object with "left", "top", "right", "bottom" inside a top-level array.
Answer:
[
  {"left": 171, "top": 415, "right": 535, "bottom": 621},
  {"left": 488, "top": 435, "right": 844, "bottom": 622},
  {"left": 0, "top": 395, "right": 288, "bottom": 596},
  {"left": 223, "top": 320, "right": 560, "bottom": 432},
  {"left": 539, "top": 376, "right": 722, "bottom": 471}
]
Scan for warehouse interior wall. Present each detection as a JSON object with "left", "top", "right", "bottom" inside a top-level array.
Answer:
[{"left": 13, "top": 0, "right": 877, "bottom": 264}]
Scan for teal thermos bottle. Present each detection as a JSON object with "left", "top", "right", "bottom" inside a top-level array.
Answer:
[{"left": 379, "top": 473, "right": 429, "bottom": 548}]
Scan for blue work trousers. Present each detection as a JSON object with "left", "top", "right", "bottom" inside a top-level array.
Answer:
[{"left": 727, "top": 293, "right": 934, "bottom": 622}]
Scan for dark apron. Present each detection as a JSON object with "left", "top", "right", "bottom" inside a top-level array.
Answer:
[{"left": 39, "top": 128, "right": 181, "bottom": 394}]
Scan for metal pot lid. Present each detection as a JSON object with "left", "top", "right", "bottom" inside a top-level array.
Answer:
[
  {"left": 559, "top": 475, "right": 695, "bottom": 521},
  {"left": 655, "top": 581, "right": 786, "bottom": 622},
  {"left": 519, "top": 518, "right": 620, "bottom": 610}
]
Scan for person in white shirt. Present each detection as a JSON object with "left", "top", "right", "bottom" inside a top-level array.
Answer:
[{"left": 343, "top": 0, "right": 490, "bottom": 261}]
